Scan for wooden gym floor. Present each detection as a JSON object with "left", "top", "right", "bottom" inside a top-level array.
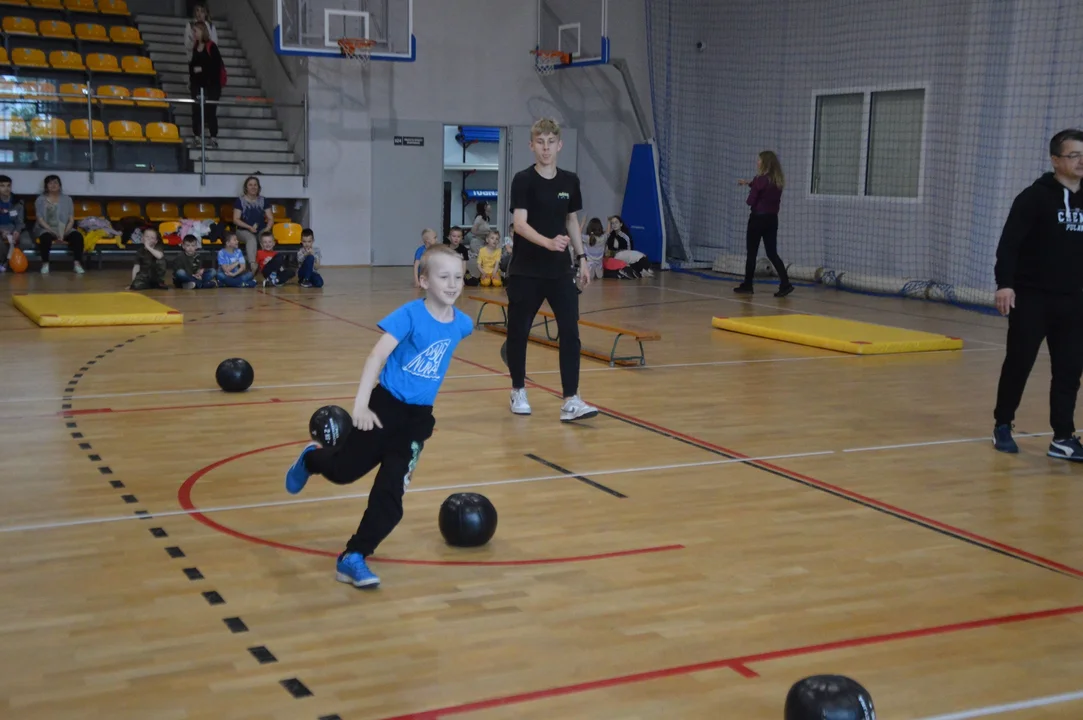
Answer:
[{"left": 2, "top": 268, "right": 1082, "bottom": 720}]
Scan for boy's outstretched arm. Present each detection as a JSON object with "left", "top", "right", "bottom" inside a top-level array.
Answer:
[{"left": 352, "top": 332, "right": 400, "bottom": 430}]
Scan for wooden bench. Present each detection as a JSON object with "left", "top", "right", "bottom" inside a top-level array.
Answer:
[{"left": 469, "top": 295, "right": 661, "bottom": 367}]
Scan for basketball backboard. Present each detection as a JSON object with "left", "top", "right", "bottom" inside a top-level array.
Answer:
[
  {"left": 275, "top": 0, "right": 415, "bottom": 61},
  {"left": 536, "top": 0, "right": 609, "bottom": 70}
]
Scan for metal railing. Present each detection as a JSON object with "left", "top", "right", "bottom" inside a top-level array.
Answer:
[{"left": 0, "top": 88, "right": 308, "bottom": 187}]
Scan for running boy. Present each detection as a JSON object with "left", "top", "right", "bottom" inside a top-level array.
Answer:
[
  {"left": 506, "top": 117, "right": 596, "bottom": 421},
  {"left": 284, "top": 244, "right": 474, "bottom": 588}
]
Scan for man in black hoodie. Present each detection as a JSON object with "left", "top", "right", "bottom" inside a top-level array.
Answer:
[{"left": 993, "top": 128, "right": 1083, "bottom": 458}]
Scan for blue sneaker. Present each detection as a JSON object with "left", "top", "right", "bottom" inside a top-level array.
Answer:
[
  {"left": 1048, "top": 436, "right": 1083, "bottom": 462},
  {"left": 336, "top": 551, "right": 380, "bottom": 588},
  {"left": 992, "top": 424, "right": 1018, "bottom": 453},
  {"left": 285, "top": 443, "right": 317, "bottom": 494}
]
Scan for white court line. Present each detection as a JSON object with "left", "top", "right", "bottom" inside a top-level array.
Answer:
[
  {"left": 0, "top": 349, "right": 999, "bottom": 408},
  {"left": 0, "top": 450, "right": 835, "bottom": 534},
  {"left": 0, "top": 423, "right": 1043, "bottom": 535},
  {"left": 914, "top": 689, "right": 1083, "bottom": 720},
  {"left": 844, "top": 431, "right": 1052, "bottom": 453},
  {"left": 648, "top": 284, "right": 1008, "bottom": 349}
]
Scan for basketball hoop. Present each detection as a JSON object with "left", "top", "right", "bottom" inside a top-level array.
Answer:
[
  {"left": 339, "top": 38, "right": 377, "bottom": 68},
  {"left": 531, "top": 49, "right": 570, "bottom": 76}
]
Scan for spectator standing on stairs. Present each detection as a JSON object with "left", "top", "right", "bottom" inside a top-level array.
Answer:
[
  {"left": 188, "top": 20, "right": 223, "bottom": 149},
  {"left": 184, "top": 3, "right": 218, "bottom": 54},
  {"left": 233, "top": 176, "right": 275, "bottom": 266}
]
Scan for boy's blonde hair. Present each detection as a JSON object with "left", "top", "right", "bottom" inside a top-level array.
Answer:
[
  {"left": 531, "top": 117, "right": 561, "bottom": 139},
  {"left": 421, "top": 228, "right": 437, "bottom": 241},
  {"left": 418, "top": 244, "right": 461, "bottom": 277}
]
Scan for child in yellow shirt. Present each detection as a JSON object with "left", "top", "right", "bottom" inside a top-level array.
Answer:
[{"left": 477, "top": 230, "right": 503, "bottom": 287}]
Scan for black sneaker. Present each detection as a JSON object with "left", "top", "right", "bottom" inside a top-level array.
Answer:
[
  {"left": 733, "top": 285, "right": 753, "bottom": 294},
  {"left": 1048, "top": 436, "right": 1083, "bottom": 461},
  {"left": 992, "top": 424, "right": 1018, "bottom": 453},
  {"left": 774, "top": 285, "right": 794, "bottom": 298}
]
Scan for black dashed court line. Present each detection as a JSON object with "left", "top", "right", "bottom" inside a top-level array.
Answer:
[
  {"left": 165, "top": 546, "right": 185, "bottom": 558},
  {"left": 121, "top": 494, "right": 138, "bottom": 504},
  {"left": 150, "top": 528, "right": 168, "bottom": 538},
  {"left": 223, "top": 617, "right": 248, "bottom": 633},
  {"left": 280, "top": 679, "right": 313, "bottom": 699},
  {"left": 525, "top": 453, "right": 628, "bottom": 498},
  {"left": 202, "top": 591, "right": 225, "bottom": 605},
  {"left": 248, "top": 646, "right": 278, "bottom": 664},
  {"left": 88, "top": 454, "right": 101, "bottom": 461},
  {"left": 183, "top": 568, "right": 204, "bottom": 581},
  {"left": 109, "top": 480, "right": 124, "bottom": 488},
  {"left": 97, "top": 467, "right": 112, "bottom": 475}
]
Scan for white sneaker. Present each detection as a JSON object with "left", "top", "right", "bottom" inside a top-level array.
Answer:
[
  {"left": 510, "top": 388, "right": 531, "bottom": 415},
  {"left": 73, "top": 262, "right": 85, "bottom": 274},
  {"left": 560, "top": 395, "right": 599, "bottom": 422},
  {"left": 40, "top": 263, "right": 49, "bottom": 275}
]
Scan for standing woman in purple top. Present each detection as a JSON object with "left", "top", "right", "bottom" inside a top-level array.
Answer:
[{"left": 735, "top": 151, "right": 794, "bottom": 297}]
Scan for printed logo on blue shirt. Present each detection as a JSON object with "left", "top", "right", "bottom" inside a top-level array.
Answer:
[{"left": 403, "top": 339, "right": 450, "bottom": 380}]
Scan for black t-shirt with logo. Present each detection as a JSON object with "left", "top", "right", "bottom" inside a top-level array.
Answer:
[{"left": 508, "top": 165, "right": 583, "bottom": 278}]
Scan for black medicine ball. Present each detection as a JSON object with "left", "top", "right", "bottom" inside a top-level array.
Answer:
[
  {"left": 438, "top": 492, "right": 498, "bottom": 547},
  {"left": 216, "top": 358, "right": 254, "bottom": 392},
  {"left": 784, "top": 675, "right": 875, "bottom": 720},
  {"left": 309, "top": 405, "right": 353, "bottom": 448}
]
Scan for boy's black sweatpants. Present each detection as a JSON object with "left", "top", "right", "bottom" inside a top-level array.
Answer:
[
  {"left": 505, "top": 272, "right": 581, "bottom": 397},
  {"left": 303, "top": 384, "right": 435, "bottom": 556},
  {"left": 994, "top": 289, "right": 1083, "bottom": 438}
]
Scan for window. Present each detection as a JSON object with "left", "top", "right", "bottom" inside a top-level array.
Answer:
[{"left": 811, "top": 87, "right": 926, "bottom": 198}]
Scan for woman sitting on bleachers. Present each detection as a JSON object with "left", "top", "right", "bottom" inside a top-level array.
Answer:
[
  {"left": 34, "top": 175, "right": 84, "bottom": 275},
  {"left": 233, "top": 176, "right": 274, "bottom": 266}
]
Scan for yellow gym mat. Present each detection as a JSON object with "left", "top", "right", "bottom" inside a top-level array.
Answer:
[
  {"left": 13, "top": 292, "right": 184, "bottom": 328},
  {"left": 711, "top": 314, "right": 963, "bottom": 355}
]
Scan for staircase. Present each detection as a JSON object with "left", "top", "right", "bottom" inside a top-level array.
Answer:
[{"left": 133, "top": 14, "right": 302, "bottom": 175}]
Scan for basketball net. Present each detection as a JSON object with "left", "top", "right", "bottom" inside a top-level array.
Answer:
[
  {"left": 531, "top": 49, "right": 570, "bottom": 76},
  {"left": 339, "top": 38, "right": 376, "bottom": 68}
]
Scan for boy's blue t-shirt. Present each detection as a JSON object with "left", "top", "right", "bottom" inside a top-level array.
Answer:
[
  {"left": 378, "top": 299, "right": 473, "bottom": 406},
  {"left": 414, "top": 244, "right": 426, "bottom": 261}
]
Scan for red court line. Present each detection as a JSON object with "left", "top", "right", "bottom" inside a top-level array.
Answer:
[
  {"left": 375, "top": 603, "right": 1083, "bottom": 719},
  {"left": 56, "top": 386, "right": 507, "bottom": 417},
  {"left": 269, "top": 293, "right": 1083, "bottom": 579},
  {"left": 177, "top": 441, "right": 685, "bottom": 567}
]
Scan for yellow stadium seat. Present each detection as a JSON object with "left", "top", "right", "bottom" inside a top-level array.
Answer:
[
  {"left": 0, "top": 48, "right": 10, "bottom": 66},
  {"left": 132, "top": 87, "right": 167, "bottom": 108},
  {"left": 85, "top": 53, "right": 119, "bottom": 72},
  {"left": 3, "top": 17, "right": 37, "bottom": 35},
  {"left": 65, "top": 0, "right": 97, "bottom": 11},
  {"left": 75, "top": 23, "right": 108, "bottom": 42},
  {"left": 70, "top": 117, "right": 107, "bottom": 140},
  {"left": 1, "top": 117, "right": 29, "bottom": 139},
  {"left": 107, "top": 119, "right": 143, "bottom": 141},
  {"left": 12, "top": 48, "right": 49, "bottom": 68},
  {"left": 96, "top": 84, "right": 131, "bottom": 105},
  {"left": 50, "top": 50, "right": 85, "bottom": 70},
  {"left": 106, "top": 200, "right": 140, "bottom": 220},
  {"left": 273, "top": 222, "right": 302, "bottom": 245},
  {"left": 59, "top": 82, "right": 89, "bottom": 102},
  {"left": 109, "top": 26, "right": 140, "bottom": 45},
  {"left": 74, "top": 199, "right": 102, "bottom": 219},
  {"left": 39, "top": 20, "right": 74, "bottom": 39},
  {"left": 145, "top": 201, "right": 179, "bottom": 222},
  {"left": 146, "top": 122, "right": 180, "bottom": 144},
  {"left": 0, "top": 0, "right": 29, "bottom": 6},
  {"left": 121, "top": 55, "right": 153, "bottom": 74},
  {"left": 25, "top": 80, "right": 58, "bottom": 100},
  {"left": 270, "top": 204, "right": 288, "bottom": 222},
  {"left": 29, "top": 0, "right": 63, "bottom": 8},
  {"left": 97, "top": 0, "right": 127, "bottom": 15},
  {"left": 183, "top": 202, "right": 217, "bottom": 220},
  {"left": 31, "top": 117, "right": 69, "bottom": 140},
  {"left": 158, "top": 220, "right": 181, "bottom": 237}
]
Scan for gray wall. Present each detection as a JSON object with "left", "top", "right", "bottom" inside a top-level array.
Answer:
[
  {"left": 647, "top": 0, "right": 1082, "bottom": 297},
  {"left": 302, "top": 0, "right": 653, "bottom": 265}
]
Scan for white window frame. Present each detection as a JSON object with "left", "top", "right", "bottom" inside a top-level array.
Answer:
[{"left": 807, "top": 82, "right": 929, "bottom": 204}]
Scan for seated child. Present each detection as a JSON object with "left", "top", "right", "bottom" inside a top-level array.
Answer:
[
  {"left": 256, "top": 230, "right": 296, "bottom": 287},
  {"left": 296, "top": 227, "right": 324, "bottom": 288},
  {"left": 583, "top": 217, "right": 605, "bottom": 280},
  {"left": 216, "top": 231, "right": 257, "bottom": 288},
  {"left": 413, "top": 228, "right": 438, "bottom": 287},
  {"left": 444, "top": 227, "right": 477, "bottom": 286},
  {"left": 476, "top": 230, "right": 503, "bottom": 287},
  {"left": 173, "top": 234, "right": 218, "bottom": 288},
  {"left": 284, "top": 245, "right": 474, "bottom": 588},
  {"left": 130, "top": 228, "right": 168, "bottom": 290}
]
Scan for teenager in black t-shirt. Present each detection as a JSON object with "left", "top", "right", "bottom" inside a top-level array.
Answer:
[{"left": 506, "top": 118, "right": 598, "bottom": 422}]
